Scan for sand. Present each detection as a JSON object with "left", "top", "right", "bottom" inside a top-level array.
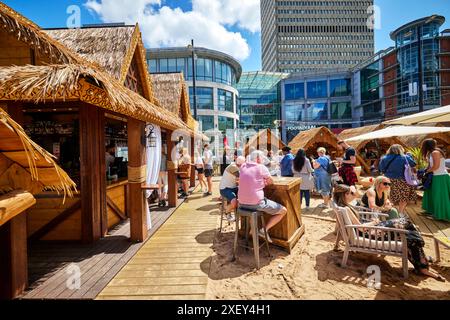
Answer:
[{"left": 205, "top": 199, "right": 450, "bottom": 300}]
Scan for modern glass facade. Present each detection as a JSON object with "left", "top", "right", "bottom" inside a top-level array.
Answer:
[
  {"left": 281, "top": 72, "right": 353, "bottom": 142},
  {"left": 149, "top": 56, "right": 237, "bottom": 86},
  {"left": 147, "top": 47, "right": 242, "bottom": 157},
  {"left": 237, "top": 72, "right": 288, "bottom": 132}
]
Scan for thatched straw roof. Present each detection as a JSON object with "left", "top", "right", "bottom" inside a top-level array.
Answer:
[
  {"left": 338, "top": 124, "right": 405, "bottom": 150},
  {"left": 0, "top": 107, "right": 76, "bottom": 199},
  {"left": 151, "top": 73, "right": 187, "bottom": 115},
  {"left": 0, "top": 3, "right": 191, "bottom": 132},
  {"left": 289, "top": 127, "right": 340, "bottom": 154},
  {"left": 45, "top": 26, "right": 135, "bottom": 81},
  {"left": 399, "top": 132, "right": 450, "bottom": 151}
]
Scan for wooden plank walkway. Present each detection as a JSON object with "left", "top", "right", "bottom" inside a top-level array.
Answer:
[
  {"left": 21, "top": 201, "right": 183, "bottom": 300},
  {"left": 96, "top": 184, "right": 220, "bottom": 300}
]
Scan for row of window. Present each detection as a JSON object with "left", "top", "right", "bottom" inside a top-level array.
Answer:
[
  {"left": 277, "top": 18, "right": 369, "bottom": 23},
  {"left": 280, "top": 60, "right": 361, "bottom": 66},
  {"left": 278, "top": 43, "right": 373, "bottom": 49},
  {"left": 277, "top": 9, "right": 369, "bottom": 15},
  {"left": 285, "top": 79, "right": 351, "bottom": 100},
  {"left": 278, "top": 51, "right": 372, "bottom": 58},
  {"left": 394, "top": 23, "right": 441, "bottom": 48},
  {"left": 284, "top": 101, "right": 352, "bottom": 122},
  {"left": 278, "top": 25, "right": 372, "bottom": 34},
  {"left": 279, "top": 35, "right": 373, "bottom": 41},
  {"left": 188, "top": 87, "right": 235, "bottom": 113},
  {"left": 148, "top": 58, "right": 237, "bottom": 86},
  {"left": 277, "top": 1, "right": 372, "bottom": 7},
  {"left": 198, "top": 115, "right": 235, "bottom": 132}
]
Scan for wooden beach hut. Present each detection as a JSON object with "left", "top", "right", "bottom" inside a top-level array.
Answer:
[
  {"left": 0, "top": 108, "right": 76, "bottom": 299},
  {"left": 338, "top": 124, "right": 406, "bottom": 174},
  {"left": 244, "top": 129, "right": 286, "bottom": 156},
  {"left": 288, "top": 126, "right": 341, "bottom": 159},
  {"left": 0, "top": 3, "right": 195, "bottom": 244}
]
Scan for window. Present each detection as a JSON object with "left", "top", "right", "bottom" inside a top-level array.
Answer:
[
  {"left": 305, "top": 102, "right": 328, "bottom": 121},
  {"left": 285, "top": 82, "right": 304, "bottom": 100},
  {"left": 330, "top": 79, "right": 351, "bottom": 97},
  {"left": 159, "top": 59, "right": 168, "bottom": 73},
  {"left": 189, "top": 87, "right": 213, "bottom": 110},
  {"left": 148, "top": 59, "right": 157, "bottom": 73},
  {"left": 307, "top": 80, "right": 327, "bottom": 99},
  {"left": 285, "top": 104, "right": 303, "bottom": 122},
  {"left": 167, "top": 58, "right": 177, "bottom": 72},
  {"left": 218, "top": 89, "right": 234, "bottom": 112},
  {"left": 331, "top": 102, "right": 351, "bottom": 119},
  {"left": 218, "top": 116, "right": 235, "bottom": 132},
  {"left": 199, "top": 115, "right": 214, "bottom": 131},
  {"left": 176, "top": 58, "right": 185, "bottom": 74}
]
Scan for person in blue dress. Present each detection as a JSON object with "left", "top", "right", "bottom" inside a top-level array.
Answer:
[
  {"left": 280, "top": 146, "right": 295, "bottom": 177},
  {"left": 312, "top": 147, "right": 332, "bottom": 208}
]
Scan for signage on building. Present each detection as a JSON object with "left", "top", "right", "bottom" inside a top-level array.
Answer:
[{"left": 287, "top": 125, "right": 317, "bottom": 131}]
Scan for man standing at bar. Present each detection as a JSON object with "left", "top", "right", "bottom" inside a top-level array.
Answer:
[
  {"left": 280, "top": 146, "right": 294, "bottom": 177},
  {"left": 337, "top": 140, "right": 358, "bottom": 186},
  {"left": 238, "top": 151, "right": 287, "bottom": 242}
]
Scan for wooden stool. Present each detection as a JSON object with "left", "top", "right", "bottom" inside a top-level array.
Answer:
[
  {"left": 232, "top": 207, "right": 271, "bottom": 269},
  {"left": 219, "top": 198, "right": 233, "bottom": 233}
]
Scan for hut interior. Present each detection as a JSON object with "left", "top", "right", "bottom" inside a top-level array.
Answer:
[{"left": 244, "top": 129, "right": 286, "bottom": 156}]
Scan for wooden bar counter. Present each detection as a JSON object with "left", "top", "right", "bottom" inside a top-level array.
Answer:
[{"left": 264, "top": 177, "right": 304, "bottom": 253}]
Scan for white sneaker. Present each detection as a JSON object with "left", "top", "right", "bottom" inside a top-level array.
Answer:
[
  {"left": 258, "top": 228, "right": 273, "bottom": 243},
  {"left": 226, "top": 214, "right": 236, "bottom": 222}
]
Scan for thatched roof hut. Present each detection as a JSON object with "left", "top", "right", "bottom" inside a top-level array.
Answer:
[
  {"left": 0, "top": 3, "right": 191, "bottom": 132},
  {"left": 338, "top": 124, "right": 406, "bottom": 174},
  {"left": 150, "top": 72, "right": 197, "bottom": 131},
  {"left": 244, "top": 129, "right": 286, "bottom": 155},
  {"left": 0, "top": 107, "right": 76, "bottom": 198},
  {"left": 289, "top": 127, "right": 341, "bottom": 159},
  {"left": 399, "top": 131, "right": 450, "bottom": 155}
]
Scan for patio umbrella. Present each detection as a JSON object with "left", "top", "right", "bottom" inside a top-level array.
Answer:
[
  {"left": 345, "top": 125, "right": 450, "bottom": 142},
  {"left": 383, "top": 105, "right": 450, "bottom": 125}
]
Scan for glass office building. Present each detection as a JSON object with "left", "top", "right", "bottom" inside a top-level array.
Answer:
[
  {"left": 237, "top": 72, "right": 288, "bottom": 134},
  {"left": 281, "top": 70, "right": 353, "bottom": 142},
  {"left": 147, "top": 47, "right": 242, "bottom": 155}
]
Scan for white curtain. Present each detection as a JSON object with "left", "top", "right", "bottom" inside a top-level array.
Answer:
[{"left": 145, "top": 124, "right": 162, "bottom": 230}]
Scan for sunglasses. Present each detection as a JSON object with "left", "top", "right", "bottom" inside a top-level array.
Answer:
[{"left": 383, "top": 182, "right": 392, "bottom": 187}]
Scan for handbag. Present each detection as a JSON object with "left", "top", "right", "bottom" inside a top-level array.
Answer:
[
  {"left": 320, "top": 157, "right": 338, "bottom": 175},
  {"left": 404, "top": 156, "right": 419, "bottom": 187},
  {"left": 422, "top": 172, "right": 433, "bottom": 190}
]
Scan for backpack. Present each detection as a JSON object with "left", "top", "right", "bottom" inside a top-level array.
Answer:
[
  {"left": 404, "top": 156, "right": 419, "bottom": 187},
  {"left": 320, "top": 157, "right": 338, "bottom": 175}
]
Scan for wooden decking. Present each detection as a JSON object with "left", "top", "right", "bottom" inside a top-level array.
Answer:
[
  {"left": 21, "top": 201, "right": 182, "bottom": 300},
  {"left": 96, "top": 188, "right": 219, "bottom": 300}
]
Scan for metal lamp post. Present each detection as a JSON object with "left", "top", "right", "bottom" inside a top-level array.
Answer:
[{"left": 188, "top": 39, "right": 198, "bottom": 121}]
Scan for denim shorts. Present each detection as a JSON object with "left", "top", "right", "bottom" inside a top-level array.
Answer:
[
  {"left": 220, "top": 187, "right": 238, "bottom": 202},
  {"left": 239, "top": 198, "right": 283, "bottom": 215}
]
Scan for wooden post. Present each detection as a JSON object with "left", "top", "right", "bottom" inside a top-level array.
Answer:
[
  {"left": 128, "top": 118, "right": 147, "bottom": 242},
  {"left": 167, "top": 130, "right": 178, "bottom": 208},
  {"left": 190, "top": 136, "right": 196, "bottom": 188},
  {"left": 0, "top": 214, "right": 28, "bottom": 299},
  {"left": 79, "top": 105, "right": 105, "bottom": 243}
]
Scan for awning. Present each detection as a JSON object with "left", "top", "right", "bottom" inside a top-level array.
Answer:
[
  {"left": 383, "top": 105, "right": 450, "bottom": 125},
  {"left": 345, "top": 125, "right": 450, "bottom": 142}
]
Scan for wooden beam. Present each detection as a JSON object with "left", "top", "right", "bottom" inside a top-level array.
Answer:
[
  {"left": 106, "top": 196, "right": 127, "bottom": 221},
  {"left": 79, "top": 105, "right": 106, "bottom": 243},
  {"left": 0, "top": 190, "right": 36, "bottom": 228},
  {"left": 28, "top": 201, "right": 81, "bottom": 243},
  {"left": 128, "top": 118, "right": 147, "bottom": 242},
  {"left": 0, "top": 213, "right": 28, "bottom": 299},
  {"left": 167, "top": 130, "right": 178, "bottom": 208}
]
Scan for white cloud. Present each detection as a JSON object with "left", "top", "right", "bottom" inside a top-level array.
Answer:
[{"left": 84, "top": 0, "right": 259, "bottom": 61}]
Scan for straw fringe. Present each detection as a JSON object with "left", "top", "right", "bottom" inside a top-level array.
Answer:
[{"left": 0, "top": 108, "right": 77, "bottom": 201}]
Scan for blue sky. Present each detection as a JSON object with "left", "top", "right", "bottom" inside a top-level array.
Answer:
[{"left": 2, "top": 0, "right": 450, "bottom": 72}]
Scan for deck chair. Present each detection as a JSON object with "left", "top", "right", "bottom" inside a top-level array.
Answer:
[
  {"left": 331, "top": 202, "right": 389, "bottom": 246},
  {"left": 331, "top": 202, "right": 409, "bottom": 278}
]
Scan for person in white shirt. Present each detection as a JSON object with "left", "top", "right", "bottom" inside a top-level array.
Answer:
[
  {"left": 220, "top": 156, "right": 245, "bottom": 215},
  {"left": 194, "top": 151, "right": 207, "bottom": 192},
  {"left": 203, "top": 144, "right": 214, "bottom": 196}
]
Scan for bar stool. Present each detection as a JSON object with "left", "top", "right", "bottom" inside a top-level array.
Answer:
[
  {"left": 219, "top": 198, "right": 232, "bottom": 233},
  {"left": 232, "top": 207, "right": 271, "bottom": 269}
]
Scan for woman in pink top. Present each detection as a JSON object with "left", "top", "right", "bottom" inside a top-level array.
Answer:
[{"left": 238, "top": 151, "right": 287, "bottom": 242}]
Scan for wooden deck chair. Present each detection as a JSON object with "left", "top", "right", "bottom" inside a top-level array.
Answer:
[{"left": 331, "top": 202, "right": 409, "bottom": 278}]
